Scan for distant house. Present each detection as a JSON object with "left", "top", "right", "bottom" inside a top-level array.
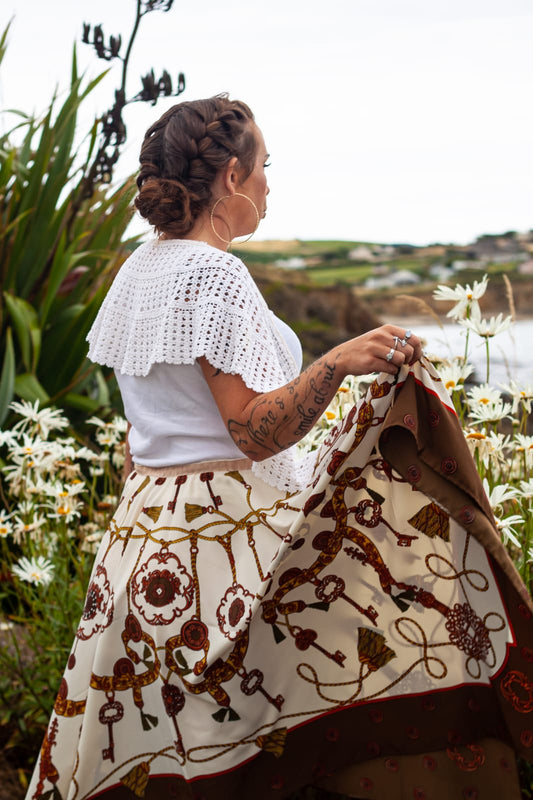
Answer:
[
  {"left": 274, "top": 257, "right": 306, "bottom": 270},
  {"left": 429, "top": 264, "right": 454, "bottom": 282},
  {"left": 348, "top": 245, "right": 375, "bottom": 262},
  {"left": 470, "top": 235, "right": 525, "bottom": 260},
  {"left": 364, "top": 270, "right": 420, "bottom": 290},
  {"left": 348, "top": 244, "right": 397, "bottom": 262},
  {"left": 518, "top": 259, "right": 533, "bottom": 275},
  {"left": 392, "top": 269, "right": 421, "bottom": 286},
  {"left": 451, "top": 260, "right": 486, "bottom": 271}
]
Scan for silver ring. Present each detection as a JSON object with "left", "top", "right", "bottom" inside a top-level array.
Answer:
[
  {"left": 400, "top": 337, "right": 407, "bottom": 347},
  {"left": 404, "top": 329, "right": 413, "bottom": 340},
  {"left": 393, "top": 336, "right": 400, "bottom": 349},
  {"left": 386, "top": 348, "right": 395, "bottom": 362}
]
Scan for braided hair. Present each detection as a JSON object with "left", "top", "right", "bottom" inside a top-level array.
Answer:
[{"left": 134, "top": 94, "right": 256, "bottom": 238}]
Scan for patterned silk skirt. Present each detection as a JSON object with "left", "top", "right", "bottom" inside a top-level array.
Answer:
[{"left": 27, "top": 361, "right": 533, "bottom": 800}]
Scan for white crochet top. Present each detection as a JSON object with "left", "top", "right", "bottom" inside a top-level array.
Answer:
[{"left": 87, "top": 239, "right": 315, "bottom": 492}]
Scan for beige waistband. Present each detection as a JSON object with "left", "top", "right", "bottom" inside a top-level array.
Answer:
[{"left": 133, "top": 458, "right": 253, "bottom": 477}]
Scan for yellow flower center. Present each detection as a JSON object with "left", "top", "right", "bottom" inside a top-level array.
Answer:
[
  {"left": 325, "top": 411, "right": 336, "bottom": 420},
  {"left": 479, "top": 397, "right": 490, "bottom": 405},
  {"left": 467, "top": 432, "right": 486, "bottom": 440},
  {"left": 57, "top": 506, "right": 69, "bottom": 515},
  {"left": 445, "top": 380, "right": 456, "bottom": 390}
]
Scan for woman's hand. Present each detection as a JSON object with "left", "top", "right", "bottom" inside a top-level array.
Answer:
[
  {"left": 198, "top": 324, "right": 422, "bottom": 462},
  {"left": 334, "top": 324, "right": 423, "bottom": 377}
]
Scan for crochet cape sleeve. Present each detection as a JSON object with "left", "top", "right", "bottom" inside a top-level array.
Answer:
[
  {"left": 86, "top": 240, "right": 298, "bottom": 391},
  {"left": 86, "top": 240, "right": 313, "bottom": 493}
]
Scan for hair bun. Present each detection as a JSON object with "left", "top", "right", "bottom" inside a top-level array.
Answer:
[{"left": 135, "top": 177, "right": 197, "bottom": 237}]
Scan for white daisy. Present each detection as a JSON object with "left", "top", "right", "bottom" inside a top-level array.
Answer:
[
  {"left": 42, "top": 480, "right": 85, "bottom": 501},
  {"left": 433, "top": 274, "right": 488, "bottom": 321},
  {"left": 468, "top": 384, "right": 503, "bottom": 406},
  {"left": 513, "top": 435, "right": 533, "bottom": 470},
  {"left": 467, "top": 384, "right": 512, "bottom": 424},
  {"left": 519, "top": 479, "right": 533, "bottom": 499},
  {"left": 0, "top": 509, "right": 14, "bottom": 538},
  {"left": 88, "top": 415, "right": 127, "bottom": 448},
  {"left": 468, "top": 400, "right": 513, "bottom": 425},
  {"left": 499, "top": 380, "right": 533, "bottom": 415},
  {"left": 111, "top": 444, "right": 126, "bottom": 470},
  {"left": 75, "top": 446, "right": 100, "bottom": 462},
  {"left": 0, "top": 430, "right": 17, "bottom": 448},
  {"left": 482, "top": 478, "right": 519, "bottom": 513},
  {"left": 12, "top": 555, "right": 55, "bottom": 586},
  {"left": 11, "top": 512, "right": 48, "bottom": 541},
  {"left": 437, "top": 359, "right": 475, "bottom": 393},
  {"left": 9, "top": 400, "right": 69, "bottom": 439},
  {"left": 463, "top": 429, "right": 511, "bottom": 470},
  {"left": 495, "top": 514, "right": 524, "bottom": 549},
  {"left": 46, "top": 495, "right": 82, "bottom": 523},
  {"left": 460, "top": 305, "right": 512, "bottom": 339},
  {"left": 89, "top": 466, "right": 105, "bottom": 477}
]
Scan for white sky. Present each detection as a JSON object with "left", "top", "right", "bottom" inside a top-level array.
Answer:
[{"left": 1, "top": 0, "right": 532, "bottom": 245}]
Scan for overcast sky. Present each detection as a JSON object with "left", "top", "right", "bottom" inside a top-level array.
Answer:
[{"left": 1, "top": 0, "right": 532, "bottom": 245}]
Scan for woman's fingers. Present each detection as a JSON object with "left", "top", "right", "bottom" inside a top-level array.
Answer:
[
  {"left": 341, "top": 324, "right": 423, "bottom": 377},
  {"left": 373, "top": 325, "right": 423, "bottom": 372}
]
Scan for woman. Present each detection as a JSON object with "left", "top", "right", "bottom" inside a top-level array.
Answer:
[{"left": 27, "top": 95, "right": 532, "bottom": 800}]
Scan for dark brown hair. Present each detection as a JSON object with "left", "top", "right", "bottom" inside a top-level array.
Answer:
[{"left": 134, "top": 94, "right": 256, "bottom": 238}]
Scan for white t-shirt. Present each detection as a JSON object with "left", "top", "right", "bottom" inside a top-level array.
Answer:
[{"left": 115, "top": 315, "right": 302, "bottom": 466}]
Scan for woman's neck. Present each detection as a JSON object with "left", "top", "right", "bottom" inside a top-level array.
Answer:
[{"left": 181, "top": 213, "right": 229, "bottom": 251}]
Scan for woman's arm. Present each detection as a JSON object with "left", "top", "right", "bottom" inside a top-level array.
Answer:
[
  {"left": 123, "top": 422, "right": 133, "bottom": 479},
  {"left": 199, "top": 324, "right": 422, "bottom": 461}
]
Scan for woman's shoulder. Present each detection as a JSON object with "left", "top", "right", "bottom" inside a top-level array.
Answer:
[{"left": 119, "top": 238, "right": 247, "bottom": 280}]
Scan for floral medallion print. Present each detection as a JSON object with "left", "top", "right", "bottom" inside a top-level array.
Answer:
[
  {"left": 76, "top": 563, "right": 114, "bottom": 641},
  {"left": 217, "top": 584, "right": 255, "bottom": 640},
  {"left": 131, "top": 551, "right": 194, "bottom": 625}
]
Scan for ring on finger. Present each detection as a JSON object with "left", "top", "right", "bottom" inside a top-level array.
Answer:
[
  {"left": 386, "top": 348, "right": 395, "bottom": 362},
  {"left": 404, "top": 329, "right": 413, "bottom": 340},
  {"left": 395, "top": 335, "right": 406, "bottom": 348}
]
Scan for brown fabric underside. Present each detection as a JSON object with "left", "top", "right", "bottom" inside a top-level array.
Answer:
[{"left": 379, "top": 371, "right": 532, "bottom": 611}]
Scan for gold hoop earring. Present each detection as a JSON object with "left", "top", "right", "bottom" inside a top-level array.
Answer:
[{"left": 209, "top": 193, "right": 260, "bottom": 247}]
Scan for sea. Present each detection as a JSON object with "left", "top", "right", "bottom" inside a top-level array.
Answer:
[{"left": 412, "top": 318, "right": 533, "bottom": 386}]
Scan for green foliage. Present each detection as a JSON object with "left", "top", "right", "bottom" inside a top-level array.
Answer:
[
  {"left": 0, "top": 402, "right": 126, "bottom": 776},
  {"left": 304, "top": 263, "right": 374, "bottom": 286},
  {"left": 0, "top": 32, "right": 138, "bottom": 425}
]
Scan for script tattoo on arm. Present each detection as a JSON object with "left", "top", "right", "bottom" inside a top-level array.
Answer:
[{"left": 226, "top": 354, "right": 341, "bottom": 459}]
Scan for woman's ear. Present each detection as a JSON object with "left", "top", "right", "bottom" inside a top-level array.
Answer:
[{"left": 219, "top": 156, "right": 239, "bottom": 195}]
